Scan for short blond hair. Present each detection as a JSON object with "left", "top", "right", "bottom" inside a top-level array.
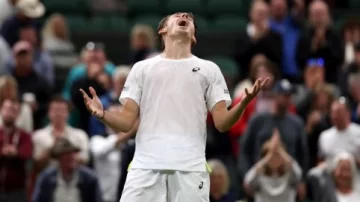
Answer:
[
  {"left": 131, "top": 24, "right": 156, "bottom": 49},
  {"left": 0, "top": 75, "right": 18, "bottom": 104},
  {"left": 208, "top": 159, "right": 230, "bottom": 195}
]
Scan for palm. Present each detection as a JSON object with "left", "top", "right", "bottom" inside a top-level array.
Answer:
[
  {"left": 79, "top": 87, "right": 104, "bottom": 118},
  {"left": 243, "top": 77, "right": 269, "bottom": 103}
]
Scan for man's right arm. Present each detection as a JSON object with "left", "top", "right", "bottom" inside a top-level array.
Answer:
[{"left": 99, "top": 98, "right": 139, "bottom": 133}]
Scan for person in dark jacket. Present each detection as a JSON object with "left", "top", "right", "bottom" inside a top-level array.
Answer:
[
  {"left": 235, "top": 0, "right": 282, "bottom": 78},
  {"left": 296, "top": 1, "right": 343, "bottom": 83},
  {"left": 32, "top": 137, "right": 103, "bottom": 202}
]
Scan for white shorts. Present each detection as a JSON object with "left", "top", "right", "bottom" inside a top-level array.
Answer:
[{"left": 120, "top": 169, "right": 210, "bottom": 202}]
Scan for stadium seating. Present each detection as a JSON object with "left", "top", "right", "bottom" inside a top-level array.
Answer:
[
  {"left": 194, "top": 16, "right": 209, "bottom": 33},
  {"left": 126, "top": 0, "right": 161, "bottom": 15},
  {"left": 207, "top": 0, "right": 245, "bottom": 16},
  {"left": 211, "top": 16, "right": 247, "bottom": 32},
  {"left": 66, "top": 15, "right": 87, "bottom": 31},
  {"left": 165, "top": 0, "right": 204, "bottom": 15},
  {"left": 205, "top": 56, "right": 240, "bottom": 77},
  {"left": 132, "top": 15, "right": 162, "bottom": 30},
  {"left": 349, "top": 0, "right": 360, "bottom": 8},
  {"left": 43, "top": 0, "right": 89, "bottom": 14},
  {"left": 109, "top": 16, "right": 130, "bottom": 32}
]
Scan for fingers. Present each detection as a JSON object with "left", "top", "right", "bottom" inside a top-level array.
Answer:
[
  {"left": 89, "top": 87, "right": 98, "bottom": 98},
  {"left": 245, "top": 88, "right": 250, "bottom": 96},
  {"left": 260, "top": 77, "right": 270, "bottom": 89},
  {"left": 79, "top": 89, "right": 91, "bottom": 101}
]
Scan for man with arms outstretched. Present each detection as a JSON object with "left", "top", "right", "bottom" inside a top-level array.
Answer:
[{"left": 80, "top": 12, "right": 268, "bottom": 202}]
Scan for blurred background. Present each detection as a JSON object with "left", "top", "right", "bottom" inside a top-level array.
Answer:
[{"left": 1, "top": 0, "right": 360, "bottom": 202}]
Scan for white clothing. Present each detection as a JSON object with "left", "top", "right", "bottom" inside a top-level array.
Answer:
[
  {"left": 0, "top": 0, "right": 14, "bottom": 26},
  {"left": 120, "top": 55, "right": 231, "bottom": 172},
  {"left": 336, "top": 191, "right": 360, "bottom": 202},
  {"left": 54, "top": 172, "right": 81, "bottom": 202},
  {"left": 90, "top": 135, "right": 121, "bottom": 202},
  {"left": 32, "top": 125, "right": 89, "bottom": 162},
  {"left": 0, "top": 103, "right": 33, "bottom": 133},
  {"left": 120, "top": 169, "right": 210, "bottom": 202},
  {"left": 318, "top": 123, "right": 360, "bottom": 164}
]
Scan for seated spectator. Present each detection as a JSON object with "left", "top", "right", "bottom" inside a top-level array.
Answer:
[
  {"left": 295, "top": 57, "right": 340, "bottom": 120},
  {"left": 308, "top": 152, "right": 360, "bottom": 202},
  {"left": 0, "top": 75, "right": 33, "bottom": 132},
  {"left": 296, "top": 1, "right": 343, "bottom": 83},
  {"left": 0, "top": 0, "right": 17, "bottom": 27},
  {"left": 90, "top": 105, "right": 138, "bottom": 202},
  {"left": 239, "top": 79, "right": 308, "bottom": 200},
  {"left": 89, "top": 66, "right": 131, "bottom": 136},
  {"left": 0, "top": 99, "right": 32, "bottom": 202},
  {"left": 230, "top": 63, "right": 292, "bottom": 156},
  {"left": 62, "top": 42, "right": 115, "bottom": 100},
  {"left": 318, "top": 98, "right": 360, "bottom": 165},
  {"left": 71, "top": 62, "right": 110, "bottom": 132},
  {"left": 341, "top": 18, "right": 360, "bottom": 66},
  {"left": 0, "top": 0, "right": 44, "bottom": 47},
  {"left": 127, "top": 24, "right": 158, "bottom": 65},
  {"left": 269, "top": 0, "right": 304, "bottom": 82},
  {"left": 208, "top": 159, "right": 236, "bottom": 202},
  {"left": 244, "top": 132, "right": 302, "bottom": 202},
  {"left": 305, "top": 84, "right": 334, "bottom": 167},
  {"left": 0, "top": 36, "right": 10, "bottom": 73},
  {"left": 348, "top": 73, "right": 360, "bottom": 123},
  {"left": 32, "top": 138, "right": 102, "bottom": 202},
  {"left": 42, "top": 13, "right": 78, "bottom": 68},
  {"left": 10, "top": 41, "right": 52, "bottom": 129},
  {"left": 5, "top": 25, "right": 54, "bottom": 86},
  {"left": 339, "top": 43, "right": 360, "bottom": 96},
  {"left": 233, "top": 54, "right": 267, "bottom": 98},
  {"left": 234, "top": 0, "right": 282, "bottom": 78}
]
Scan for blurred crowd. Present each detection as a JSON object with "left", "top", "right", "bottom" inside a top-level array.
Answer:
[{"left": 0, "top": 0, "right": 360, "bottom": 202}]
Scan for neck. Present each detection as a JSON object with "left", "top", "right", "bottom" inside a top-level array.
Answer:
[
  {"left": 274, "top": 107, "right": 287, "bottom": 117},
  {"left": 337, "top": 184, "right": 352, "bottom": 194},
  {"left": 15, "top": 67, "right": 31, "bottom": 77},
  {"left": 337, "top": 121, "right": 350, "bottom": 131},
  {"left": 53, "top": 123, "right": 66, "bottom": 132},
  {"left": 4, "top": 124, "right": 15, "bottom": 133},
  {"left": 60, "top": 166, "right": 74, "bottom": 182},
  {"left": 163, "top": 39, "right": 192, "bottom": 60}
]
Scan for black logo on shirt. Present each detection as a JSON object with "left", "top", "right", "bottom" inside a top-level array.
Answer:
[
  {"left": 192, "top": 67, "right": 200, "bottom": 72},
  {"left": 199, "top": 181, "right": 203, "bottom": 189},
  {"left": 123, "top": 86, "right": 129, "bottom": 91},
  {"left": 224, "top": 89, "right": 229, "bottom": 94}
]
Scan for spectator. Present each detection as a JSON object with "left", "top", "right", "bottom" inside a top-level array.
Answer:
[
  {"left": 0, "top": 0, "right": 44, "bottom": 47},
  {"left": 42, "top": 13, "right": 78, "bottom": 68},
  {"left": 0, "top": 75, "right": 33, "bottom": 132},
  {"left": 339, "top": 43, "right": 360, "bottom": 96},
  {"left": 10, "top": 41, "right": 52, "bottom": 129},
  {"left": 127, "top": 24, "right": 158, "bottom": 65},
  {"left": 5, "top": 25, "right": 55, "bottom": 86},
  {"left": 62, "top": 42, "right": 115, "bottom": 101},
  {"left": 0, "top": 36, "right": 10, "bottom": 73},
  {"left": 244, "top": 133, "right": 302, "bottom": 202},
  {"left": 269, "top": 0, "right": 304, "bottom": 82},
  {"left": 89, "top": 66, "right": 131, "bottom": 136},
  {"left": 234, "top": 0, "right": 282, "bottom": 78},
  {"left": 305, "top": 84, "right": 334, "bottom": 167},
  {"left": 296, "top": 0, "right": 343, "bottom": 83},
  {"left": 70, "top": 62, "right": 110, "bottom": 132},
  {"left": 230, "top": 61, "right": 295, "bottom": 156},
  {"left": 239, "top": 79, "right": 308, "bottom": 200},
  {"left": 116, "top": 138, "right": 135, "bottom": 200},
  {"left": 90, "top": 105, "right": 138, "bottom": 202},
  {"left": 308, "top": 152, "right": 360, "bottom": 202},
  {"left": 341, "top": 18, "right": 360, "bottom": 66},
  {"left": 295, "top": 57, "right": 340, "bottom": 120},
  {"left": 0, "top": 99, "right": 32, "bottom": 202},
  {"left": 208, "top": 159, "right": 237, "bottom": 202},
  {"left": 32, "top": 138, "right": 102, "bottom": 202},
  {"left": 318, "top": 98, "right": 360, "bottom": 164},
  {"left": 0, "top": 0, "right": 17, "bottom": 26},
  {"left": 348, "top": 73, "right": 360, "bottom": 123},
  {"left": 233, "top": 54, "right": 267, "bottom": 98}
]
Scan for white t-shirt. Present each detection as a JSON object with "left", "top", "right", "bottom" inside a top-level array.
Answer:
[
  {"left": 319, "top": 123, "right": 360, "bottom": 163},
  {"left": 120, "top": 55, "right": 231, "bottom": 172},
  {"left": 336, "top": 191, "right": 360, "bottom": 202}
]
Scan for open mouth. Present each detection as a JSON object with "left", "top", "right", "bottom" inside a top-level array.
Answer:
[{"left": 178, "top": 20, "right": 188, "bottom": 27}]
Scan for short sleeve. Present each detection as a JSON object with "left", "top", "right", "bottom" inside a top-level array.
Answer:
[
  {"left": 119, "top": 63, "right": 143, "bottom": 106},
  {"left": 205, "top": 63, "right": 232, "bottom": 111}
]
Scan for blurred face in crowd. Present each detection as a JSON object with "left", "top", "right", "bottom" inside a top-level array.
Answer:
[
  {"left": 210, "top": 170, "right": 227, "bottom": 195},
  {"left": 309, "top": 1, "right": 330, "bottom": 28},
  {"left": 330, "top": 101, "right": 350, "bottom": 130},
  {"left": 313, "top": 90, "right": 332, "bottom": 111},
  {"left": 49, "top": 100, "right": 69, "bottom": 126},
  {"left": 274, "top": 94, "right": 291, "bottom": 114},
  {"left": 87, "top": 62, "right": 103, "bottom": 79},
  {"left": 270, "top": 0, "right": 287, "bottom": 20},
  {"left": 255, "top": 65, "right": 275, "bottom": 90},
  {"left": 250, "top": 1, "right": 269, "bottom": 27},
  {"left": 97, "top": 73, "right": 112, "bottom": 90},
  {"left": 159, "top": 12, "right": 196, "bottom": 46},
  {"left": 52, "top": 15, "right": 68, "bottom": 39},
  {"left": 1, "top": 99, "right": 19, "bottom": 127},
  {"left": 59, "top": 151, "right": 78, "bottom": 172},
  {"left": 15, "top": 50, "right": 33, "bottom": 69},
  {"left": 349, "top": 78, "right": 360, "bottom": 102},
  {"left": 86, "top": 49, "right": 106, "bottom": 65},
  {"left": 334, "top": 159, "right": 353, "bottom": 189},
  {"left": 1, "top": 82, "right": 17, "bottom": 102},
  {"left": 19, "top": 26, "right": 37, "bottom": 46},
  {"left": 304, "top": 65, "right": 324, "bottom": 88},
  {"left": 355, "top": 50, "right": 360, "bottom": 64}
]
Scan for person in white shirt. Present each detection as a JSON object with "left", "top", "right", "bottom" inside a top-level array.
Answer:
[
  {"left": 80, "top": 12, "right": 268, "bottom": 202},
  {"left": 318, "top": 98, "right": 360, "bottom": 165}
]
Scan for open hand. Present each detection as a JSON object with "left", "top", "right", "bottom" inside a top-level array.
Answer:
[
  {"left": 243, "top": 77, "right": 269, "bottom": 104},
  {"left": 79, "top": 87, "right": 104, "bottom": 119}
]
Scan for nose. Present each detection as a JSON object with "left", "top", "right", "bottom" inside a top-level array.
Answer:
[{"left": 181, "top": 13, "right": 189, "bottom": 19}]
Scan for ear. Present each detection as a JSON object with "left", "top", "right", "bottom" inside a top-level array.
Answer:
[
  {"left": 158, "top": 27, "right": 167, "bottom": 36},
  {"left": 191, "top": 36, "right": 197, "bottom": 45}
]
